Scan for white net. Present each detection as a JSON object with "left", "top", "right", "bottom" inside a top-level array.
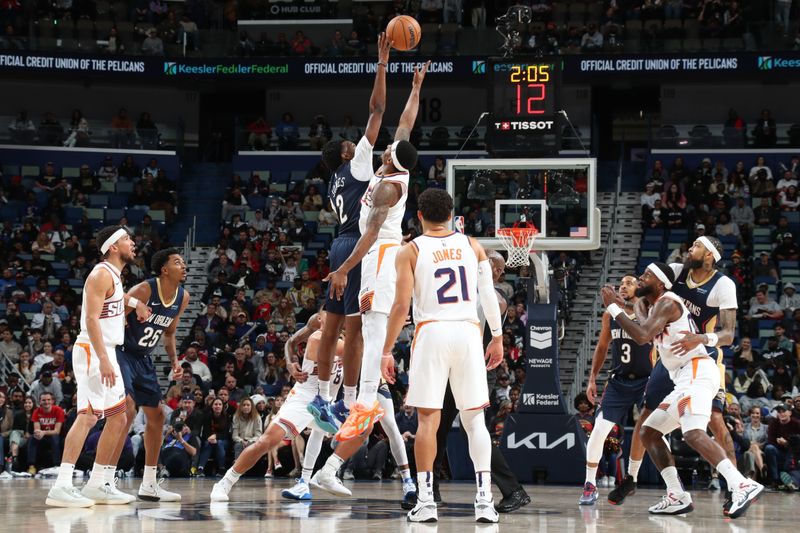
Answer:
[{"left": 497, "top": 227, "right": 538, "bottom": 268}]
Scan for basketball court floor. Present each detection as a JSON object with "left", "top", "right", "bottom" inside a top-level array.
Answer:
[{"left": 7, "top": 478, "right": 794, "bottom": 533}]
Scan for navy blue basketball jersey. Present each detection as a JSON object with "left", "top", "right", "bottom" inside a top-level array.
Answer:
[
  {"left": 327, "top": 136, "right": 374, "bottom": 235},
  {"left": 122, "top": 278, "right": 184, "bottom": 357},
  {"left": 670, "top": 265, "right": 738, "bottom": 335},
  {"left": 609, "top": 315, "right": 654, "bottom": 378}
]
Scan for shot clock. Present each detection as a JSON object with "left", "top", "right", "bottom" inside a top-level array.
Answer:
[{"left": 488, "top": 58, "right": 561, "bottom": 153}]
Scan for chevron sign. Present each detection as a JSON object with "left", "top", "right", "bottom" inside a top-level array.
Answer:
[{"left": 529, "top": 328, "right": 552, "bottom": 349}]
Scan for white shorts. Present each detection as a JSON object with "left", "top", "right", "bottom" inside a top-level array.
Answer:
[
  {"left": 272, "top": 387, "right": 315, "bottom": 437},
  {"left": 72, "top": 339, "right": 126, "bottom": 418},
  {"left": 644, "top": 356, "right": 720, "bottom": 434},
  {"left": 359, "top": 239, "right": 401, "bottom": 315},
  {"left": 406, "top": 321, "right": 490, "bottom": 411}
]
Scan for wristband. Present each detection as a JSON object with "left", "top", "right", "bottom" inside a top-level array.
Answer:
[
  {"left": 705, "top": 332, "right": 719, "bottom": 347},
  {"left": 377, "top": 62, "right": 387, "bottom": 68},
  {"left": 607, "top": 303, "right": 623, "bottom": 319},
  {"left": 127, "top": 296, "right": 140, "bottom": 309},
  {"left": 382, "top": 352, "right": 394, "bottom": 360}
]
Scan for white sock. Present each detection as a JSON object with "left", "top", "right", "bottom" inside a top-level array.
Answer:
[
  {"left": 476, "top": 471, "right": 492, "bottom": 501},
  {"left": 585, "top": 465, "right": 598, "bottom": 485},
  {"left": 222, "top": 468, "right": 242, "bottom": 487},
  {"left": 357, "top": 312, "right": 386, "bottom": 406},
  {"left": 104, "top": 465, "right": 117, "bottom": 486},
  {"left": 716, "top": 458, "right": 746, "bottom": 487},
  {"left": 319, "top": 380, "right": 331, "bottom": 402},
  {"left": 87, "top": 463, "right": 107, "bottom": 488},
  {"left": 660, "top": 466, "right": 684, "bottom": 496},
  {"left": 417, "top": 471, "right": 434, "bottom": 502},
  {"left": 323, "top": 453, "right": 345, "bottom": 474},
  {"left": 55, "top": 463, "right": 75, "bottom": 488},
  {"left": 302, "top": 467, "right": 314, "bottom": 481},
  {"left": 143, "top": 465, "right": 157, "bottom": 485},
  {"left": 400, "top": 467, "right": 412, "bottom": 481},
  {"left": 344, "top": 386, "right": 357, "bottom": 406},
  {"left": 628, "top": 459, "right": 642, "bottom": 482},
  {"left": 356, "top": 382, "right": 378, "bottom": 405}
]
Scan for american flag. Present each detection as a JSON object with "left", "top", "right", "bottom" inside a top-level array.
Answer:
[{"left": 569, "top": 226, "right": 588, "bottom": 238}]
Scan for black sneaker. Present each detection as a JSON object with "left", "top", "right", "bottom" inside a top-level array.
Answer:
[
  {"left": 722, "top": 490, "right": 732, "bottom": 515},
  {"left": 432, "top": 480, "right": 442, "bottom": 504},
  {"left": 496, "top": 488, "right": 531, "bottom": 513},
  {"left": 608, "top": 475, "right": 636, "bottom": 505}
]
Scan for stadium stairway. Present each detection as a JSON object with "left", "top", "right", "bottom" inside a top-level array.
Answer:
[
  {"left": 169, "top": 162, "right": 231, "bottom": 246},
  {"left": 559, "top": 192, "right": 643, "bottom": 396},
  {"left": 150, "top": 246, "right": 215, "bottom": 389}
]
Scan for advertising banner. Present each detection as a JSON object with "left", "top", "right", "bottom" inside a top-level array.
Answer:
[{"left": 519, "top": 304, "right": 567, "bottom": 414}]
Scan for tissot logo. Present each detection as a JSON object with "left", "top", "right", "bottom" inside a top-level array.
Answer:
[
  {"left": 494, "top": 121, "right": 555, "bottom": 131},
  {"left": 164, "top": 62, "right": 177, "bottom": 75},
  {"left": 507, "top": 432, "right": 576, "bottom": 450},
  {"left": 472, "top": 60, "right": 486, "bottom": 74}
]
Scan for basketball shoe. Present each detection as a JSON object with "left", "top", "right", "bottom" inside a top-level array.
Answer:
[
  {"left": 648, "top": 492, "right": 693, "bottom": 515},
  {"left": 578, "top": 482, "right": 598, "bottom": 505},
  {"left": 282, "top": 478, "right": 312, "bottom": 501},
  {"left": 407, "top": 500, "right": 438, "bottom": 522},
  {"left": 335, "top": 400, "right": 384, "bottom": 442},
  {"left": 727, "top": 480, "right": 763, "bottom": 519},
  {"left": 608, "top": 475, "right": 636, "bottom": 505}
]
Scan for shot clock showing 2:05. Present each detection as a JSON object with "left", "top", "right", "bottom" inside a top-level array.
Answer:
[{"left": 489, "top": 59, "right": 560, "bottom": 134}]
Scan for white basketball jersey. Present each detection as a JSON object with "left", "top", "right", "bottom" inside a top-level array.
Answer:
[
  {"left": 412, "top": 232, "right": 480, "bottom": 323},
  {"left": 653, "top": 292, "right": 709, "bottom": 372},
  {"left": 359, "top": 171, "right": 409, "bottom": 242},
  {"left": 78, "top": 262, "right": 125, "bottom": 346},
  {"left": 295, "top": 355, "right": 343, "bottom": 397}
]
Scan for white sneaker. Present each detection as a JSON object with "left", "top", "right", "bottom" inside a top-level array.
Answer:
[
  {"left": 81, "top": 483, "right": 134, "bottom": 505},
  {"left": 139, "top": 479, "right": 182, "bottom": 502},
  {"left": 728, "top": 480, "right": 763, "bottom": 519},
  {"left": 0, "top": 471, "right": 12, "bottom": 480},
  {"left": 46, "top": 485, "right": 96, "bottom": 507},
  {"left": 210, "top": 481, "right": 231, "bottom": 502},
  {"left": 342, "top": 469, "right": 355, "bottom": 481},
  {"left": 106, "top": 479, "right": 137, "bottom": 503},
  {"left": 648, "top": 492, "right": 694, "bottom": 515},
  {"left": 407, "top": 500, "right": 438, "bottom": 522},
  {"left": 281, "top": 478, "right": 312, "bottom": 501},
  {"left": 310, "top": 468, "right": 352, "bottom": 497},
  {"left": 475, "top": 497, "right": 499, "bottom": 523},
  {"left": 708, "top": 478, "right": 720, "bottom": 491}
]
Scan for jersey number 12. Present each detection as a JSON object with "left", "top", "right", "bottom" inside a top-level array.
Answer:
[{"left": 334, "top": 195, "right": 347, "bottom": 224}]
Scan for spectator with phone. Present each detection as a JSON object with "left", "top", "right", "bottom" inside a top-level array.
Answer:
[{"left": 159, "top": 421, "right": 198, "bottom": 477}]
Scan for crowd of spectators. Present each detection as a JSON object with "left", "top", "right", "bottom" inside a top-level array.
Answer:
[
  {"left": 639, "top": 151, "right": 800, "bottom": 490},
  {"left": 7, "top": 108, "right": 161, "bottom": 150},
  {"left": 0, "top": 155, "right": 176, "bottom": 475}
]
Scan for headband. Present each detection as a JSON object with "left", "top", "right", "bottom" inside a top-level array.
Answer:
[
  {"left": 647, "top": 263, "right": 673, "bottom": 290},
  {"left": 390, "top": 141, "right": 407, "bottom": 172},
  {"left": 697, "top": 236, "right": 722, "bottom": 263},
  {"left": 100, "top": 228, "right": 128, "bottom": 255}
]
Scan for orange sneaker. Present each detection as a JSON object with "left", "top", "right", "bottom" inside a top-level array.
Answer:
[{"left": 335, "top": 401, "right": 385, "bottom": 442}]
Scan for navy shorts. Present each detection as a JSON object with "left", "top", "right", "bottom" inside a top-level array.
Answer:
[
  {"left": 116, "top": 347, "right": 162, "bottom": 408},
  {"left": 596, "top": 375, "right": 648, "bottom": 426},
  {"left": 325, "top": 233, "right": 362, "bottom": 316},
  {"left": 644, "top": 358, "right": 675, "bottom": 411},
  {"left": 711, "top": 389, "right": 726, "bottom": 413}
]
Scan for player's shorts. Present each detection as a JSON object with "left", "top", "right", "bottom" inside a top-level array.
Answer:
[
  {"left": 359, "top": 238, "right": 401, "bottom": 315},
  {"left": 73, "top": 338, "right": 126, "bottom": 418},
  {"left": 406, "top": 321, "right": 489, "bottom": 411},
  {"left": 325, "top": 233, "right": 362, "bottom": 316},
  {"left": 711, "top": 388, "right": 727, "bottom": 413},
  {"left": 643, "top": 356, "right": 720, "bottom": 434},
  {"left": 116, "top": 347, "right": 162, "bottom": 408},
  {"left": 272, "top": 387, "right": 315, "bottom": 437},
  {"left": 644, "top": 358, "right": 675, "bottom": 411},
  {"left": 596, "top": 374, "right": 649, "bottom": 426}
]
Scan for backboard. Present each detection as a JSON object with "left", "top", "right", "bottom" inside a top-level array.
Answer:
[{"left": 445, "top": 158, "right": 601, "bottom": 252}]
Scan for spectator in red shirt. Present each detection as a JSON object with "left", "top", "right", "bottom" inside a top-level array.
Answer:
[
  {"left": 766, "top": 403, "right": 800, "bottom": 485},
  {"left": 307, "top": 256, "right": 330, "bottom": 281},
  {"left": 28, "top": 392, "right": 64, "bottom": 472},
  {"left": 246, "top": 116, "right": 272, "bottom": 151},
  {"left": 291, "top": 30, "right": 312, "bottom": 55}
]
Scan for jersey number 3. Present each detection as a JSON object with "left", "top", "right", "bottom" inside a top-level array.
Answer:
[
  {"left": 620, "top": 343, "right": 631, "bottom": 364},
  {"left": 138, "top": 327, "right": 164, "bottom": 349},
  {"left": 435, "top": 267, "right": 470, "bottom": 305}
]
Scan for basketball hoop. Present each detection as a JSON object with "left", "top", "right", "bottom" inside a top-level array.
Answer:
[{"left": 497, "top": 221, "right": 539, "bottom": 268}]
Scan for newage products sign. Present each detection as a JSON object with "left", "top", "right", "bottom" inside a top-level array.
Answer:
[{"left": 520, "top": 304, "right": 566, "bottom": 414}]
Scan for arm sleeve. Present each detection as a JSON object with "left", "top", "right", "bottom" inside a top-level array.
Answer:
[
  {"left": 477, "top": 259, "right": 502, "bottom": 337},
  {"left": 708, "top": 276, "right": 738, "bottom": 309},
  {"left": 350, "top": 136, "right": 375, "bottom": 182}
]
